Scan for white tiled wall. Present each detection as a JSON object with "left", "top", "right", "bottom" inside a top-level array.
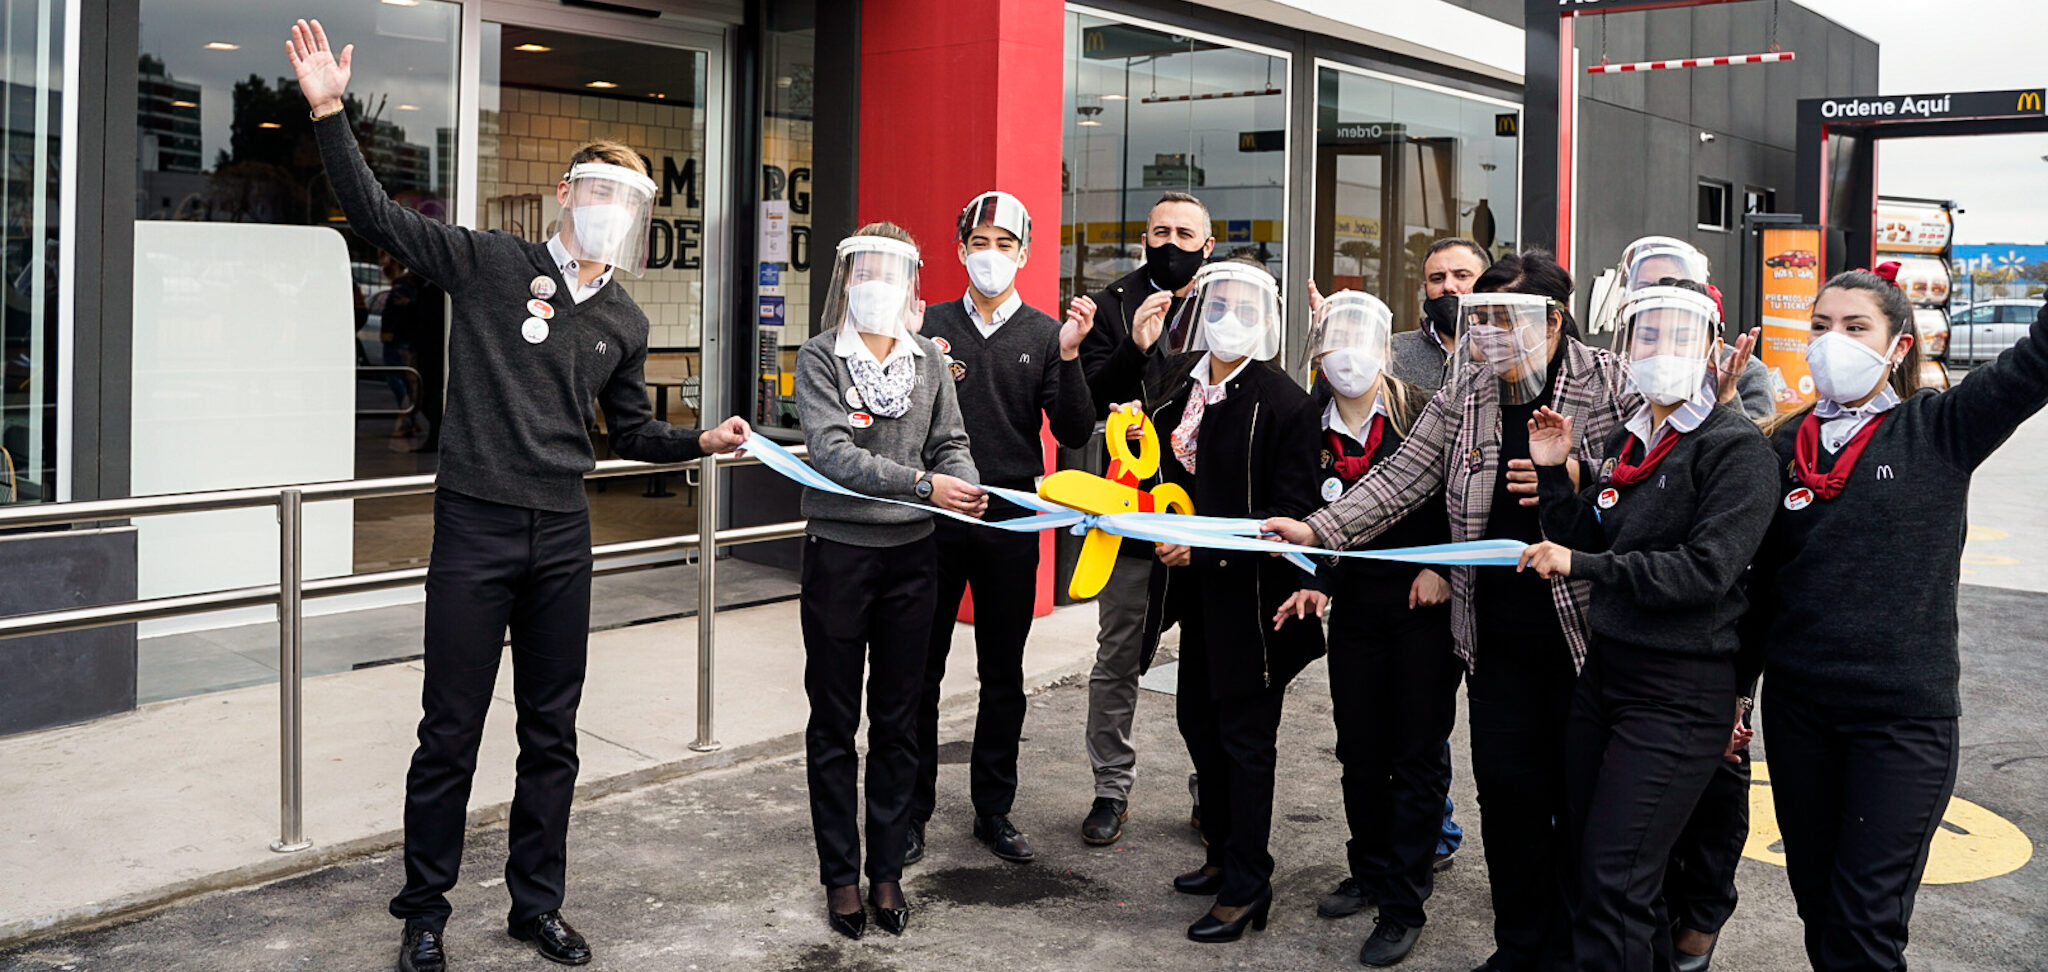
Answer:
[{"left": 478, "top": 89, "right": 706, "bottom": 349}]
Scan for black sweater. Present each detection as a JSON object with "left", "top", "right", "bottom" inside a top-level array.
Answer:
[
  {"left": 1747, "top": 310, "right": 2048, "bottom": 717},
  {"left": 1315, "top": 384, "right": 1452, "bottom": 611},
  {"left": 314, "top": 113, "right": 704, "bottom": 512},
  {"left": 919, "top": 298, "right": 1095, "bottom": 491},
  {"left": 1537, "top": 404, "right": 1778, "bottom": 658}
]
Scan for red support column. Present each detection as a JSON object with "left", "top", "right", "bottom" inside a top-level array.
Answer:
[{"left": 860, "top": 0, "right": 1067, "bottom": 619}]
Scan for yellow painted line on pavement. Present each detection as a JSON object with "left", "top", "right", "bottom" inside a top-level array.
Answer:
[
  {"left": 1744, "top": 760, "right": 2032, "bottom": 884},
  {"left": 1967, "top": 525, "right": 2010, "bottom": 542}
]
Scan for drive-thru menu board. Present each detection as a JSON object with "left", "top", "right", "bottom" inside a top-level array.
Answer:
[{"left": 1758, "top": 225, "right": 1825, "bottom": 412}]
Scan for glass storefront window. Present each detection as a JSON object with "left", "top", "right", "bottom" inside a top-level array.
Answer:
[
  {"left": 2, "top": 0, "right": 65, "bottom": 505},
  {"left": 1062, "top": 11, "right": 1290, "bottom": 311},
  {"left": 1313, "top": 64, "right": 1520, "bottom": 333},
  {"left": 753, "top": 3, "right": 815, "bottom": 431}
]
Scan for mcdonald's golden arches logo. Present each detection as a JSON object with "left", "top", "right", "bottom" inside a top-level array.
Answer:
[{"left": 2020, "top": 90, "right": 2045, "bottom": 113}]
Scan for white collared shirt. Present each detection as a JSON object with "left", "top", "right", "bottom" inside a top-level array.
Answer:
[
  {"left": 1322, "top": 396, "right": 1389, "bottom": 448},
  {"left": 1190, "top": 353, "right": 1250, "bottom": 404},
  {"left": 1623, "top": 378, "right": 1718, "bottom": 450},
  {"left": 963, "top": 291, "right": 1023, "bottom": 339},
  {"left": 1813, "top": 386, "right": 1901, "bottom": 454},
  {"left": 834, "top": 324, "right": 924, "bottom": 368},
  {"left": 546, "top": 235, "right": 613, "bottom": 304}
]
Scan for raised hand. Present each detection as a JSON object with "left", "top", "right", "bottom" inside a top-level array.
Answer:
[
  {"left": 1526, "top": 406, "right": 1574, "bottom": 468},
  {"left": 1306, "top": 278, "right": 1325, "bottom": 315},
  {"left": 696, "top": 416, "right": 751, "bottom": 455},
  {"left": 1060, "top": 295, "right": 1096, "bottom": 361},
  {"left": 1131, "top": 290, "right": 1173, "bottom": 352},
  {"left": 285, "top": 19, "right": 352, "bottom": 117},
  {"left": 1713, "top": 327, "right": 1760, "bottom": 404}
]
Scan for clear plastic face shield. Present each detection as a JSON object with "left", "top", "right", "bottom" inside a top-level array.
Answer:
[
  {"left": 1300, "top": 291, "right": 1394, "bottom": 400},
  {"left": 1453, "top": 292, "right": 1557, "bottom": 405},
  {"left": 820, "top": 235, "right": 922, "bottom": 340},
  {"left": 957, "top": 190, "right": 1030, "bottom": 297},
  {"left": 1166, "top": 263, "right": 1283, "bottom": 363},
  {"left": 560, "top": 162, "right": 659, "bottom": 277},
  {"left": 1621, "top": 284, "right": 1720, "bottom": 406},
  {"left": 1591, "top": 236, "right": 1712, "bottom": 335}
]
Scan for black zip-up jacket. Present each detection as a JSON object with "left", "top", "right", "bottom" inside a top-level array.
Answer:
[
  {"left": 1138, "top": 358, "right": 1326, "bottom": 696},
  {"left": 1746, "top": 308, "right": 2048, "bottom": 716},
  {"left": 314, "top": 112, "right": 705, "bottom": 512},
  {"left": 1536, "top": 404, "right": 1777, "bottom": 658}
]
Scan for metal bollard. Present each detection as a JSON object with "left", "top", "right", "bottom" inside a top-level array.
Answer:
[
  {"left": 689, "top": 454, "right": 722, "bottom": 753},
  {"left": 272, "top": 490, "right": 312, "bottom": 852}
]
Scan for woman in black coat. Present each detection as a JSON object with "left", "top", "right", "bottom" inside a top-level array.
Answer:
[{"left": 1131, "top": 259, "right": 1325, "bottom": 943}]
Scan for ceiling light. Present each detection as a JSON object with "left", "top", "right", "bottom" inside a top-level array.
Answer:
[
  {"left": 382, "top": 0, "right": 421, "bottom": 5},
  {"left": 585, "top": 80, "right": 617, "bottom": 89},
  {"left": 513, "top": 43, "right": 551, "bottom": 52},
  {"left": 1077, "top": 119, "right": 1103, "bottom": 127},
  {"left": 650, "top": 92, "right": 667, "bottom": 99},
  {"left": 257, "top": 122, "right": 282, "bottom": 129},
  {"left": 1101, "top": 94, "right": 1128, "bottom": 101},
  {"left": 169, "top": 100, "right": 197, "bottom": 108},
  {"left": 204, "top": 41, "right": 239, "bottom": 51}
]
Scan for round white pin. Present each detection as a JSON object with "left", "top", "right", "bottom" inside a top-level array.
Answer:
[
  {"left": 1321, "top": 477, "right": 1343, "bottom": 502},
  {"left": 527, "top": 298, "right": 554, "bottom": 320},
  {"left": 531, "top": 275, "right": 557, "bottom": 299},
  {"left": 844, "top": 386, "right": 864, "bottom": 410},
  {"left": 1596, "top": 487, "right": 1619, "bottom": 509},
  {"left": 521, "top": 316, "right": 549, "bottom": 344},
  {"left": 1784, "top": 487, "right": 1814, "bottom": 511}
]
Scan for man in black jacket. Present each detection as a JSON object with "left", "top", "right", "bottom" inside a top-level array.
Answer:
[
  {"left": 1065, "top": 191, "right": 1212, "bottom": 845},
  {"left": 290, "top": 22, "right": 748, "bottom": 972},
  {"left": 908, "top": 191, "right": 1096, "bottom": 865}
]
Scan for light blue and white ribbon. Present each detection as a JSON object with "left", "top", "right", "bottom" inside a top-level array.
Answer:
[{"left": 740, "top": 433, "right": 1527, "bottom": 572}]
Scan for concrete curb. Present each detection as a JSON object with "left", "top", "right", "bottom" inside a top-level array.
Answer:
[{"left": 0, "top": 653, "right": 1102, "bottom": 947}]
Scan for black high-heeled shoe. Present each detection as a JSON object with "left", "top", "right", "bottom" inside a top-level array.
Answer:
[
  {"left": 825, "top": 884, "right": 865, "bottom": 940},
  {"left": 868, "top": 881, "right": 910, "bottom": 936},
  {"left": 1172, "top": 865, "right": 1224, "bottom": 895},
  {"left": 1186, "top": 888, "right": 1272, "bottom": 943}
]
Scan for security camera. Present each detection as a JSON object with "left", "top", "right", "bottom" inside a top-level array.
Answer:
[{"left": 1699, "top": 131, "right": 1717, "bottom": 144}]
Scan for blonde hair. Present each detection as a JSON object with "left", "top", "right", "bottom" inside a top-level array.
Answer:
[
  {"left": 567, "top": 140, "right": 647, "bottom": 176},
  {"left": 853, "top": 220, "right": 917, "bottom": 249}
]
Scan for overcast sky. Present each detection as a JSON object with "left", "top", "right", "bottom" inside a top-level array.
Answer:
[{"left": 1796, "top": 0, "right": 2048, "bottom": 244}]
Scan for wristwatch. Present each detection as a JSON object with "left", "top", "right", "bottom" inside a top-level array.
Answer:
[{"left": 914, "top": 475, "right": 934, "bottom": 500}]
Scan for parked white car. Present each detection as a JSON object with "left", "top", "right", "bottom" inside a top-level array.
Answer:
[{"left": 1947, "top": 298, "right": 2045, "bottom": 366}]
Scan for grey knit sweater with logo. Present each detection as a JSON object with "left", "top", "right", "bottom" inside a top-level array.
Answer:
[
  {"left": 794, "top": 329, "right": 978, "bottom": 547},
  {"left": 315, "top": 112, "right": 705, "bottom": 513}
]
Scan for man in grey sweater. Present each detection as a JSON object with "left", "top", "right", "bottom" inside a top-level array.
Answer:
[{"left": 289, "top": 21, "right": 747, "bottom": 972}]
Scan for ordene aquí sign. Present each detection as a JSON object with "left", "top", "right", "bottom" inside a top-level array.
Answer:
[{"left": 1813, "top": 89, "right": 2048, "bottom": 123}]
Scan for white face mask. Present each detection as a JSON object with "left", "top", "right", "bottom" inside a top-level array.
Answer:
[
  {"left": 1320, "top": 347, "right": 1382, "bottom": 400},
  {"left": 1203, "top": 311, "right": 1261, "bottom": 362},
  {"left": 571, "top": 204, "right": 634, "bottom": 260},
  {"left": 1805, "top": 331, "right": 1896, "bottom": 404},
  {"left": 1629, "top": 354, "right": 1707, "bottom": 407},
  {"left": 845, "top": 279, "right": 909, "bottom": 335},
  {"left": 964, "top": 248, "right": 1020, "bottom": 298}
]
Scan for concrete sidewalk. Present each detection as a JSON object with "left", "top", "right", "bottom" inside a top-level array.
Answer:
[{"left": 0, "top": 598, "right": 1108, "bottom": 945}]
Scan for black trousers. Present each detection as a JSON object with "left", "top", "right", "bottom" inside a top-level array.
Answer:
[
  {"left": 800, "top": 533, "right": 937, "bottom": 889},
  {"left": 1564, "top": 643, "right": 1738, "bottom": 972},
  {"left": 1664, "top": 735, "right": 1751, "bottom": 937},
  {"left": 389, "top": 490, "right": 594, "bottom": 932},
  {"left": 1468, "top": 610, "right": 1579, "bottom": 972},
  {"left": 1326, "top": 592, "right": 1461, "bottom": 927},
  {"left": 1176, "top": 609, "right": 1287, "bottom": 907},
  {"left": 913, "top": 518, "right": 1040, "bottom": 821},
  {"left": 1764, "top": 689, "right": 1959, "bottom": 972}
]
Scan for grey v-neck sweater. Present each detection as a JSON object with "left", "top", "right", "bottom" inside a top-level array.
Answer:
[{"left": 315, "top": 113, "right": 706, "bottom": 513}]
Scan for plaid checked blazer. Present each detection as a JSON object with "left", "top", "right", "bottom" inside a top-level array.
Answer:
[{"left": 1304, "top": 338, "right": 1638, "bottom": 672}]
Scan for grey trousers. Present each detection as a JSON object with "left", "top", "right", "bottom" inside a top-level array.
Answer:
[{"left": 1086, "top": 563, "right": 1150, "bottom": 799}]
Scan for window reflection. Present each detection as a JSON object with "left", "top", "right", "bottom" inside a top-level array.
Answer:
[
  {"left": 1313, "top": 66, "right": 1519, "bottom": 331},
  {"left": 1062, "top": 13, "right": 1289, "bottom": 309},
  {"left": 2, "top": 0, "right": 65, "bottom": 505},
  {"left": 753, "top": 5, "right": 814, "bottom": 430}
]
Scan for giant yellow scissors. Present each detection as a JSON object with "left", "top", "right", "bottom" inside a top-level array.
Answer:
[{"left": 1038, "top": 405, "right": 1194, "bottom": 600}]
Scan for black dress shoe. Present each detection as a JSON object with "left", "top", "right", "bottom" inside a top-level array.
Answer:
[
  {"left": 1672, "top": 935, "right": 1718, "bottom": 972},
  {"left": 974, "top": 814, "right": 1036, "bottom": 863},
  {"left": 825, "top": 885, "right": 866, "bottom": 941},
  {"left": 508, "top": 910, "right": 591, "bottom": 966},
  {"left": 904, "top": 820, "right": 926, "bottom": 866},
  {"left": 1172, "top": 865, "right": 1224, "bottom": 895},
  {"left": 1358, "top": 916, "right": 1422, "bottom": 966},
  {"left": 1186, "top": 888, "right": 1271, "bottom": 943},
  {"left": 868, "top": 884, "right": 910, "bottom": 936},
  {"left": 398, "top": 921, "right": 445, "bottom": 972},
  {"left": 1082, "top": 797, "right": 1128, "bottom": 845},
  {"left": 1317, "top": 875, "right": 1370, "bottom": 918}
]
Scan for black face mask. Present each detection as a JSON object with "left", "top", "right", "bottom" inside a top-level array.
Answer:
[
  {"left": 1423, "top": 294, "right": 1462, "bottom": 338},
  {"left": 1144, "top": 241, "right": 1206, "bottom": 292}
]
